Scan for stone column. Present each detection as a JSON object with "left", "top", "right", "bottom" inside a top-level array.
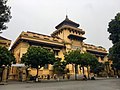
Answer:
[
  {"left": 2, "top": 67, "right": 7, "bottom": 82},
  {"left": 22, "top": 67, "right": 26, "bottom": 81}
]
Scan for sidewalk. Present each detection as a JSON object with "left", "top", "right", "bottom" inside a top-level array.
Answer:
[
  {"left": 95, "top": 76, "right": 119, "bottom": 80},
  {"left": 0, "top": 82, "right": 8, "bottom": 85},
  {"left": 0, "top": 77, "right": 119, "bottom": 85},
  {"left": 0, "top": 78, "right": 80, "bottom": 85},
  {"left": 27, "top": 78, "right": 75, "bottom": 83}
]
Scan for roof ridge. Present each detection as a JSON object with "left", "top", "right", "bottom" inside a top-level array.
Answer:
[{"left": 0, "top": 36, "right": 11, "bottom": 41}]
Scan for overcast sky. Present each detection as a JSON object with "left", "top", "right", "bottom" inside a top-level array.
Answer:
[{"left": 1, "top": 0, "right": 120, "bottom": 50}]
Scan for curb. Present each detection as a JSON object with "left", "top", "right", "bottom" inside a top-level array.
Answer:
[{"left": 0, "top": 82, "right": 8, "bottom": 85}]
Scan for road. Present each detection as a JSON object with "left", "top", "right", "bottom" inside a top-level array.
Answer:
[{"left": 0, "top": 79, "right": 120, "bottom": 90}]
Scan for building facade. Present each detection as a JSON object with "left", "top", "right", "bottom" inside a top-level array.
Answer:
[
  {"left": 0, "top": 36, "right": 11, "bottom": 82},
  {"left": 0, "top": 36, "right": 11, "bottom": 49},
  {"left": 10, "top": 16, "right": 108, "bottom": 81}
]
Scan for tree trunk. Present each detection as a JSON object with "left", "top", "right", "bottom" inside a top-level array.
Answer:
[
  {"left": 75, "top": 64, "right": 78, "bottom": 80},
  {"left": 26, "top": 69, "right": 28, "bottom": 80},
  {"left": 36, "top": 67, "right": 39, "bottom": 81},
  {"left": 37, "top": 68, "right": 39, "bottom": 77},
  {"left": 106, "top": 65, "right": 109, "bottom": 77},
  {"left": 0, "top": 70, "right": 3, "bottom": 82},
  {"left": 0, "top": 73, "right": 2, "bottom": 82},
  {"left": 0, "top": 68, "right": 4, "bottom": 82},
  {"left": 113, "top": 68, "right": 115, "bottom": 76},
  {"left": 82, "top": 66, "right": 85, "bottom": 75},
  {"left": 6, "top": 66, "right": 9, "bottom": 81},
  {"left": 116, "top": 69, "right": 119, "bottom": 77},
  {"left": 87, "top": 66, "right": 90, "bottom": 79}
]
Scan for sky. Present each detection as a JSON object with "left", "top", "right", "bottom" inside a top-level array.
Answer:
[{"left": 1, "top": 0, "right": 120, "bottom": 50}]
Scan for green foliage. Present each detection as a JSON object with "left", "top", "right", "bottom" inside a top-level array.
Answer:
[
  {"left": 81, "top": 52, "right": 98, "bottom": 67},
  {"left": 108, "top": 42, "right": 120, "bottom": 71},
  {"left": 64, "top": 49, "right": 81, "bottom": 65},
  {"left": 64, "top": 49, "right": 81, "bottom": 79},
  {"left": 81, "top": 53, "right": 91, "bottom": 66},
  {"left": 0, "top": 0, "right": 11, "bottom": 33},
  {"left": 0, "top": 46, "right": 15, "bottom": 67},
  {"left": 108, "top": 13, "right": 120, "bottom": 76},
  {"left": 21, "top": 46, "right": 56, "bottom": 68},
  {"left": 65, "top": 51, "right": 98, "bottom": 67},
  {"left": 80, "top": 52, "right": 98, "bottom": 77},
  {"left": 77, "top": 52, "right": 105, "bottom": 76},
  {"left": 64, "top": 50, "right": 105, "bottom": 77},
  {"left": 53, "top": 58, "right": 67, "bottom": 76},
  {"left": 108, "top": 13, "right": 120, "bottom": 44},
  {"left": 91, "top": 62, "right": 105, "bottom": 75}
]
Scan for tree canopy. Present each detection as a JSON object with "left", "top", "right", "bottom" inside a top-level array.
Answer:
[
  {"left": 0, "top": 46, "right": 15, "bottom": 67},
  {"left": 64, "top": 49, "right": 82, "bottom": 79},
  {"left": 65, "top": 50, "right": 100, "bottom": 78},
  {"left": 91, "top": 62, "right": 105, "bottom": 76},
  {"left": 108, "top": 42, "right": 120, "bottom": 72},
  {"left": 0, "top": 0, "right": 11, "bottom": 33},
  {"left": 108, "top": 13, "right": 120, "bottom": 44},
  {"left": 53, "top": 58, "right": 67, "bottom": 77},
  {"left": 80, "top": 52, "right": 98, "bottom": 78},
  {"left": 108, "top": 13, "right": 120, "bottom": 76},
  {"left": 21, "top": 46, "right": 56, "bottom": 68},
  {"left": 21, "top": 46, "right": 56, "bottom": 77},
  {"left": 81, "top": 53, "right": 98, "bottom": 67},
  {"left": 64, "top": 49, "right": 81, "bottom": 65}
]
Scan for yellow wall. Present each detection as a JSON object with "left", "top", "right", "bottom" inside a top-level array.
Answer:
[
  {"left": 13, "top": 42, "right": 29, "bottom": 63},
  {"left": 10, "top": 26, "right": 108, "bottom": 80},
  {"left": 0, "top": 39, "right": 11, "bottom": 49}
]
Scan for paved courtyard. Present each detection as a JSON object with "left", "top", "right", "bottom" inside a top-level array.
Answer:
[{"left": 0, "top": 79, "right": 120, "bottom": 90}]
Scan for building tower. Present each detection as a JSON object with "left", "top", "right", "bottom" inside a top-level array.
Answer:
[{"left": 51, "top": 15, "right": 86, "bottom": 52}]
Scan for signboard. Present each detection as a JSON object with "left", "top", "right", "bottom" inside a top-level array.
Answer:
[{"left": 11, "top": 64, "right": 25, "bottom": 67}]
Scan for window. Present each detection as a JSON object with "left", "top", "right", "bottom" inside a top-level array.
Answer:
[
  {"left": 24, "top": 34, "right": 28, "bottom": 36},
  {"left": 33, "top": 35, "right": 39, "bottom": 38},
  {"left": 76, "top": 31, "right": 78, "bottom": 34}
]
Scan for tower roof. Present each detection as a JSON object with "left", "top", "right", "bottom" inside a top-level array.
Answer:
[{"left": 55, "top": 15, "right": 80, "bottom": 29}]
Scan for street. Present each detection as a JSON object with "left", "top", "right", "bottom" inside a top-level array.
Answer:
[{"left": 0, "top": 79, "right": 120, "bottom": 90}]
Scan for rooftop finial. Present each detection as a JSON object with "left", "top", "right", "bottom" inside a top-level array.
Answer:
[{"left": 65, "top": 15, "right": 69, "bottom": 20}]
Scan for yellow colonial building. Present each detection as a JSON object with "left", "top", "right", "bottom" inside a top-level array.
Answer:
[
  {"left": 0, "top": 36, "right": 11, "bottom": 49},
  {"left": 0, "top": 36, "right": 11, "bottom": 82},
  {"left": 10, "top": 16, "right": 108, "bottom": 81}
]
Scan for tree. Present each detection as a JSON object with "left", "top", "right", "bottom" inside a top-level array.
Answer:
[
  {"left": 108, "top": 13, "right": 120, "bottom": 77},
  {"left": 108, "top": 13, "right": 120, "bottom": 44},
  {"left": 91, "top": 62, "right": 105, "bottom": 76},
  {"left": 0, "top": 46, "right": 15, "bottom": 81},
  {"left": 81, "top": 52, "right": 98, "bottom": 79},
  {"left": 108, "top": 42, "right": 120, "bottom": 76},
  {"left": 21, "top": 46, "right": 56, "bottom": 79},
  {"left": 0, "top": 0, "right": 11, "bottom": 33},
  {"left": 53, "top": 58, "right": 67, "bottom": 80},
  {"left": 64, "top": 49, "right": 81, "bottom": 80}
]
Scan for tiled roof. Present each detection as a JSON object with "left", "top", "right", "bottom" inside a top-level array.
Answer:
[{"left": 55, "top": 15, "right": 80, "bottom": 29}]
